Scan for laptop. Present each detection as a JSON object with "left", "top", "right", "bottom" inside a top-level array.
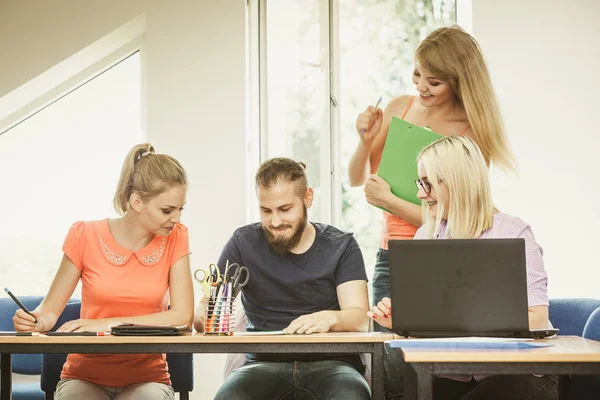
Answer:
[{"left": 388, "top": 238, "right": 558, "bottom": 339}]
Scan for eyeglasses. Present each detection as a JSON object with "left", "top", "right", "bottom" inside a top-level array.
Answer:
[{"left": 415, "top": 179, "right": 433, "bottom": 194}]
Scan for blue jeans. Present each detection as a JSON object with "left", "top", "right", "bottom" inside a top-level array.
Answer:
[
  {"left": 372, "top": 248, "right": 391, "bottom": 332},
  {"left": 214, "top": 360, "right": 371, "bottom": 400}
]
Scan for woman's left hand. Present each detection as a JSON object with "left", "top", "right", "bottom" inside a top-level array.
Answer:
[
  {"left": 56, "top": 318, "right": 120, "bottom": 333},
  {"left": 367, "top": 297, "right": 392, "bottom": 330},
  {"left": 364, "top": 174, "right": 392, "bottom": 208}
]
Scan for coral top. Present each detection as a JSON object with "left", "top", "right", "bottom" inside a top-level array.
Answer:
[{"left": 60, "top": 219, "right": 189, "bottom": 387}]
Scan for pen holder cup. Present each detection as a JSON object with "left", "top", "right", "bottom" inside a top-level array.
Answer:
[{"left": 204, "top": 296, "right": 236, "bottom": 335}]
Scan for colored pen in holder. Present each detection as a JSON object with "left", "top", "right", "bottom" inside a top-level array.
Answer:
[{"left": 204, "top": 287, "right": 235, "bottom": 336}]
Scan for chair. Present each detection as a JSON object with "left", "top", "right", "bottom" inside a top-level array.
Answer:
[
  {"left": 549, "top": 298, "right": 600, "bottom": 336},
  {"left": 583, "top": 307, "right": 600, "bottom": 341},
  {"left": 41, "top": 302, "right": 193, "bottom": 400},
  {"left": 0, "top": 295, "right": 46, "bottom": 400},
  {"left": 568, "top": 307, "right": 600, "bottom": 399},
  {"left": 549, "top": 298, "right": 600, "bottom": 399}
]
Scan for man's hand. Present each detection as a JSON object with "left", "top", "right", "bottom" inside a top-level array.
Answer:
[{"left": 283, "top": 311, "right": 337, "bottom": 335}]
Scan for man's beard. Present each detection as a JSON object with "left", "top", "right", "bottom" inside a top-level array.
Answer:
[{"left": 262, "top": 206, "right": 308, "bottom": 255}]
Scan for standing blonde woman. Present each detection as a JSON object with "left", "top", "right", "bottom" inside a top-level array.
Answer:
[
  {"left": 369, "top": 137, "right": 555, "bottom": 400},
  {"left": 348, "top": 25, "right": 516, "bottom": 323},
  {"left": 13, "top": 144, "right": 194, "bottom": 400}
]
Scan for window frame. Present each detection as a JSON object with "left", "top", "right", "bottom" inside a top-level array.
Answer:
[
  {"left": 246, "top": 0, "right": 468, "bottom": 225},
  {"left": 0, "top": 15, "right": 146, "bottom": 138}
]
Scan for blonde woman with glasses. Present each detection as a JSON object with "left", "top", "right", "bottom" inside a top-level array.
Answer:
[{"left": 368, "top": 137, "right": 556, "bottom": 400}]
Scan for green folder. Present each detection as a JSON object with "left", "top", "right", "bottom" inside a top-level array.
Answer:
[{"left": 377, "top": 117, "right": 443, "bottom": 206}]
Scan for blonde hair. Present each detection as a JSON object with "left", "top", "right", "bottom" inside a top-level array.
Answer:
[
  {"left": 113, "top": 143, "right": 187, "bottom": 215},
  {"left": 416, "top": 25, "right": 516, "bottom": 173},
  {"left": 417, "top": 136, "right": 495, "bottom": 239}
]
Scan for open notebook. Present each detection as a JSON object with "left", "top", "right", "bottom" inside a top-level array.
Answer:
[{"left": 388, "top": 337, "right": 555, "bottom": 349}]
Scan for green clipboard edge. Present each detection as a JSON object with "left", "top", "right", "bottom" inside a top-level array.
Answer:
[{"left": 376, "top": 117, "right": 443, "bottom": 207}]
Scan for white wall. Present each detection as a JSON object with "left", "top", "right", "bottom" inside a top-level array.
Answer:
[
  {"left": 473, "top": 0, "right": 600, "bottom": 298},
  {"left": 0, "top": 1, "right": 245, "bottom": 398}
]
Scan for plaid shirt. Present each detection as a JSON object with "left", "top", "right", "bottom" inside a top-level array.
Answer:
[{"left": 414, "top": 212, "right": 549, "bottom": 382}]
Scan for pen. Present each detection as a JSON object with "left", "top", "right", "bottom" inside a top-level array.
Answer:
[
  {"left": 44, "top": 332, "right": 110, "bottom": 336},
  {"left": 361, "top": 96, "right": 383, "bottom": 134},
  {"left": 4, "top": 288, "right": 38, "bottom": 323},
  {"left": 212, "top": 285, "right": 225, "bottom": 332},
  {"left": 374, "top": 96, "right": 382, "bottom": 110},
  {"left": 222, "top": 283, "right": 230, "bottom": 333}
]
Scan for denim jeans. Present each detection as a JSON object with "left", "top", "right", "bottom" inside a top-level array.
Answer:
[
  {"left": 213, "top": 360, "right": 371, "bottom": 400},
  {"left": 371, "top": 248, "right": 405, "bottom": 400},
  {"left": 372, "top": 248, "right": 391, "bottom": 331}
]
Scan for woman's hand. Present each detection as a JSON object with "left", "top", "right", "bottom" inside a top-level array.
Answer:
[
  {"left": 367, "top": 297, "right": 392, "bottom": 330},
  {"left": 364, "top": 175, "right": 393, "bottom": 208},
  {"left": 356, "top": 105, "right": 383, "bottom": 145},
  {"left": 13, "top": 309, "right": 48, "bottom": 332},
  {"left": 56, "top": 318, "right": 120, "bottom": 333}
]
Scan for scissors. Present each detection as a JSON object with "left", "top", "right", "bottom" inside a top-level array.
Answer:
[
  {"left": 194, "top": 263, "right": 221, "bottom": 296},
  {"left": 223, "top": 263, "right": 249, "bottom": 298}
]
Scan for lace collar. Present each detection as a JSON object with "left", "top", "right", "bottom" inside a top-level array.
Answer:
[{"left": 94, "top": 219, "right": 167, "bottom": 266}]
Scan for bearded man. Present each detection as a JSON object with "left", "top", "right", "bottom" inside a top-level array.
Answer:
[{"left": 195, "top": 157, "right": 371, "bottom": 400}]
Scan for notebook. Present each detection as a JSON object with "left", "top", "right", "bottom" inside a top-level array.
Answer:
[
  {"left": 377, "top": 117, "right": 442, "bottom": 206},
  {"left": 388, "top": 238, "right": 558, "bottom": 339},
  {"left": 235, "top": 330, "right": 285, "bottom": 336},
  {"left": 388, "top": 337, "right": 555, "bottom": 349},
  {"left": 111, "top": 323, "right": 191, "bottom": 336}
]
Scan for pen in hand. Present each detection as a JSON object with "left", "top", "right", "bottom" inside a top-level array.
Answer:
[
  {"left": 4, "top": 287, "right": 38, "bottom": 323},
  {"left": 361, "top": 96, "right": 383, "bottom": 135}
]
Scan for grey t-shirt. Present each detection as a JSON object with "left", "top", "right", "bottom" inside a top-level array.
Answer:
[{"left": 217, "top": 222, "right": 368, "bottom": 370}]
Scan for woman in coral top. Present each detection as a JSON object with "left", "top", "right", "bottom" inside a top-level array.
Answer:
[
  {"left": 13, "top": 143, "right": 194, "bottom": 400},
  {"left": 348, "top": 26, "right": 516, "bottom": 323}
]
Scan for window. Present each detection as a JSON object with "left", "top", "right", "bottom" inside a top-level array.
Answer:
[
  {"left": 0, "top": 52, "right": 143, "bottom": 297},
  {"left": 251, "top": 0, "right": 456, "bottom": 285},
  {"left": 259, "top": 0, "right": 331, "bottom": 223}
]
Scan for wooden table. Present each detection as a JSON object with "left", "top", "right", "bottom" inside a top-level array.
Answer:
[
  {"left": 0, "top": 332, "right": 393, "bottom": 400},
  {"left": 395, "top": 336, "right": 600, "bottom": 400}
]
